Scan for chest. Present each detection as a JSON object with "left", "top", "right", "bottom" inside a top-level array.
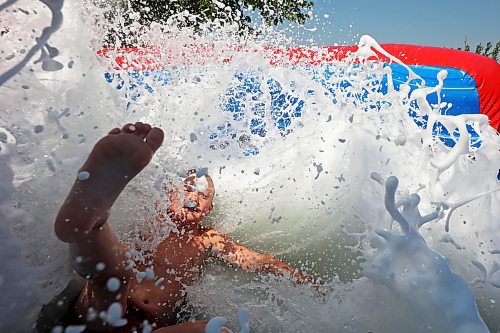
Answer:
[
  {"left": 125, "top": 232, "right": 209, "bottom": 325},
  {"left": 156, "top": 232, "right": 208, "bottom": 269}
]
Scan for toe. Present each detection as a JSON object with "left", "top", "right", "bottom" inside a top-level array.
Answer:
[
  {"left": 141, "top": 123, "right": 152, "bottom": 138},
  {"left": 108, "top": 128, "right": 121, "bottom": 135},
  {"left": 122, "top": 123, "right": 137, "bottom": 133},
  {"left": 135, "top": 122, "right": 151, "bottom": 139},
  {"left": 145, "top": 127, "right": 164, "bottom": 152},
  {"left": 135, "top": 122, "right": 145, "bottom": 132}
]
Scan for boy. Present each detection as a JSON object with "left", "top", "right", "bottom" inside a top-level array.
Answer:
[{"left": 52, "top": 122, "right": 314, "bottom": 332}]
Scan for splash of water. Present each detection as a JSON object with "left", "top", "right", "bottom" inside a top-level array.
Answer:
[
  {"left": 361, "top": 175, "right": 488, "bottom": 332},
  {"left": 0, "top": 0, "right": 64, "bottom": 85},
  {"left": 0, "top": 1, "right": 499, "bottom": 332}
]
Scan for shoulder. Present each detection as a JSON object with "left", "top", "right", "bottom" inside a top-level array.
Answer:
[
  {"left": 200, "top": 228, "right": 226, "bottom": 244},
  {"left": 198, "top": 228, "right": 236, "bottom": 255}
]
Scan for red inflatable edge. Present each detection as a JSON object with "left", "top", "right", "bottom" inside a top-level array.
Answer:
[{"left": 97, "top": 45, "right": 499, "bottom": 131}]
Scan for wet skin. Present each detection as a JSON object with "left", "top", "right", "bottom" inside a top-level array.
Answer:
[{"left": 55, "top": 122, "right": 314, "bottom": 332}]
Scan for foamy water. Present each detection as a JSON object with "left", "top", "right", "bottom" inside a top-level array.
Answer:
[{"left": 0, "top": 1, "right": 499, "bottom": 332}]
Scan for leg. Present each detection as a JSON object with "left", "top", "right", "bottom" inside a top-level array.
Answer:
[
  {"left": 53, "top": 122, "right": 164, "bottom": 329},
  {"left": 55, "top": 122, "right": 164, "bottom": 243},
  {"left": 56, "top": 122, "right": 163, "bottom": 274}
]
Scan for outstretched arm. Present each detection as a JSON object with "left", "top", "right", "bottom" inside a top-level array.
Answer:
[{"left": 201, "top": 229, "right": 314, "bottom": 285}]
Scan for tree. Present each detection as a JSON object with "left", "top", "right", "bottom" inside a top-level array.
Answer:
[
  {"left": 464, "top": 36, "right": 470, "bottom": 52},
  {"left": 483, "top": 41, "right": 492, "bottom": 57},
  {"left": 457, "top": 37, "right": 500, "bottom": 61},
  {"left": 94, "top": 0, "right": 314, "bottom": 46},
  {"left": 474, "top": 43, "right": 483, "bottom": 55},
  {"left": 129, "top": 0, "right": 313, "bottom": 29},
  {"left": 492, "top": 42, "right": 500, "bottom": 62}
]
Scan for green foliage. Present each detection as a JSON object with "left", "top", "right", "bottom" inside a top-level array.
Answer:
[
  {"left": 462, "top": 40, "right": 499, "bottom": 61},
  {"left": 475, "top": 43, "right": 483, "bottom": 55},
  {"left": 483, "top": 42, "right": 492, "bottom": 57},
  {"left": 458, "top": 37, "right": 498, "bottom": 61},
  {"left": 128, "top": 0, "right": 313, "bottom": 29},
  {"left": 97, "top": 0, "right": 313, "bottom": 45},
  {"left": 463, "top": 37, "right": 470, "bottom": 52},
  {"left": 460, "top": 36, "right": 499, "bottom": 61},
  {"left": 492, "top": 42, "right": 500, "bottom": 62}
]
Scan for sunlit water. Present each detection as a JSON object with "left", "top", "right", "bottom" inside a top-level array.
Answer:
[{"left": 0, "top": 1, "right": 499, "bottom": 332}]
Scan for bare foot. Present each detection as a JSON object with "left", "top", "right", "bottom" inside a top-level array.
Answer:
[{"left": 55, "top": 122, "right": 164, "bottom": 243}]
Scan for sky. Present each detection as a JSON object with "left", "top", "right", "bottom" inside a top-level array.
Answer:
[{"left": 287, "top": 0, "right": 500, "bottom": 49}]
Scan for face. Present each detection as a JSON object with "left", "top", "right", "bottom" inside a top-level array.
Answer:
[{"left": 167, "top": 175, "right": 214, "bottom": 225}]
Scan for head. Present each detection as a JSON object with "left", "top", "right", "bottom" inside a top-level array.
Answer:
[{"left": 167, "top": 172, "right": 215, "bottom": 226}]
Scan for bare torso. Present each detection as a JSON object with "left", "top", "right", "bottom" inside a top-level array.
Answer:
[
  {"left": 130, "top": 230, "right": 209, "bottom": 325},
  {"left": 77, "top": 229, "right": 212, "bottom": 331}
]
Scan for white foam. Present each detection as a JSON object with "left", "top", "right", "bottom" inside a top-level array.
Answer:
[
  {"left": 77, "top": 171, "right": 90, "bottom": 181},
  {"left": 64, "top": 325, "right": 87, "bottom": 333},
  {"left": 1, "top": 2, "right": 499, "bottom": 332},
  {"left": 362, "top": 176, "right": 488, "bottom": 332},
  {"left": 106, "top": 277, "right": 121, "bottom": 292},
  {"left": 238, "top": 308, "right": 250, "bottom": 333},
  {"left": 95, "top": 262, "right": 106, "bottom": 271},
  {"left": 99, "top": 302, "right": 127, "bottom": 327},
  {"left": 205, "top": 316, "right": 228, "bottom": 333},
  {"left": 145, "top": 267, "right": 155, "bottom": 280}
]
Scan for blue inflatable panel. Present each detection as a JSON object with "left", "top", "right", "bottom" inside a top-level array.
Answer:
[
  {"left": 104, "top": 63, "right": 483, "bottom": 154},
  {"left": 382, "top": 64, "right": 482, "bottom": 148},
  {"left": 385, "top": 64, "right": 480, "bottom": 116}
]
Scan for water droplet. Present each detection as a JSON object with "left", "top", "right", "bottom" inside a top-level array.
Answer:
[
  {"left": 78, "top": 171, "right": 91, "bottom": 181},
  {"left": 106, "top": 277, "right": 121, "bottom": 292}
]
